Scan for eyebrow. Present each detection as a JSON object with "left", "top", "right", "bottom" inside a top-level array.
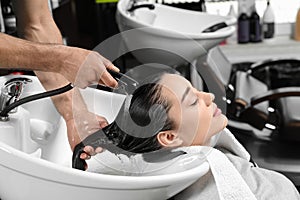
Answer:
[{"left": 181, "top": 87, "right": 190, "bottom": 103}]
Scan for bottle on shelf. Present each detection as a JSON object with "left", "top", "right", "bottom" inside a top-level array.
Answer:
[
  {"left": 249, "top": 4, "right": 262, "bottom": 42},
  {"left": 237, "top": 6, "right": 250, "bottom": 44},
  {"left": 294, "top": 6, "right": 300, "bottom": 41},
  {"left": 228, "top": 4, "right": 236, "bottom": 17},
  {"left": 226, "top": 4, "right": 237, "bottom": 44},
  {"left": 199, "top": 0, "right": 206, "bottom": 12},
  {"left": 262, "top": 0, "right": 275, "bottom": 39}
]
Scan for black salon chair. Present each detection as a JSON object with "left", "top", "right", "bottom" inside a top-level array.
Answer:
[{"left": 227, "top": 59, "right": 300, "bottom": 141}]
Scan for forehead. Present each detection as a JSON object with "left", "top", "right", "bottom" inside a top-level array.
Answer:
[{"left": 158, "top": 74, "right": 191, "bottom": 99}]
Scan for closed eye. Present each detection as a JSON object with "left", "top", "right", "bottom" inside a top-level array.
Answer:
[{"left": 191, "top": 99, "right": 199, "bottom": 106}]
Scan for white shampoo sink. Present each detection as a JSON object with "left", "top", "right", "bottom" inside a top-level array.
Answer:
[
  {"left": 0, "top": 75, "right": 209, "bottom": 200},
  {"left": 116, "top": 0, "right": 235, "bottom": 66}
]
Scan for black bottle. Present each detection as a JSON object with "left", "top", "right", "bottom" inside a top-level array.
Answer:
[
  {"left": 249, "top": 6, "right": 262, "bottom": 42},
  {"left": 238, "top": 9, "right": 250, "bottom": 44}
]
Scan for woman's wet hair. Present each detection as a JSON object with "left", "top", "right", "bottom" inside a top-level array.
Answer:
[{"left": 100, "top": 71, "right": 177, "bottom": 155}]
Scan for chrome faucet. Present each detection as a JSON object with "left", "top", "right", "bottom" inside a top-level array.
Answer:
[{"left": 0, "top": 77, "right": 32, "bottom": 120}]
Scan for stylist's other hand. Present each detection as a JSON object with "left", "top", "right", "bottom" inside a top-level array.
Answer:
[
  {"left": 60, "top": 48, "right": 119, "bottom": 89},
  {"left": 66, "top": 110, "right": 108, "bottom": 159}
]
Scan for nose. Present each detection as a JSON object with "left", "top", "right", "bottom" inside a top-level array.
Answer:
[{"left": 199, "top": 92, "right": 214, "bottom": 106}]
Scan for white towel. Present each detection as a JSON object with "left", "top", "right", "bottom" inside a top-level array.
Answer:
[
  {"left": 206, "top": 128, "right": 257, "bottom": 200},
  {"left": 207, "top": 148, "right": 257, "bottom": 200}
]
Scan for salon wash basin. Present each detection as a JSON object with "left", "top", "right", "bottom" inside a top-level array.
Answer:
[
  {"left": 0, "top": 75, "right": 209, "bottom": 200},
  {"left": 116, "top": 0, "right": 235, "bottom": 66}
]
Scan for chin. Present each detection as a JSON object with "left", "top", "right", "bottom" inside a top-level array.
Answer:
[{"left": 221, "top": 115, "right": 228, "bottom": 129}]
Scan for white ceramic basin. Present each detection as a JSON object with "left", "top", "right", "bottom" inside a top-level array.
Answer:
[
  {"left": 116, "top": 0, "right": 235, "bottom": 66},
  {"left": 0, "top": 75, "right": 209, "bottom": 200}
]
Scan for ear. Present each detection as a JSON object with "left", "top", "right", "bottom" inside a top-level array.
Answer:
[{"left": 157, "top": 130, "right": 183, "bottom": 147}]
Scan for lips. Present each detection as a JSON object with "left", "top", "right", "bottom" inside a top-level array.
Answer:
[{"left": 213, "top": 105, "right": 222, "bottom": 117}]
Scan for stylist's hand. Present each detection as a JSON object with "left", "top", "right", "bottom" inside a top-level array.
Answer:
[
  {"left": 59, "top": 47, "right": 119, "bottom": 89},
  {"left": 66, "top": 110, "right": 108, "bottom": 159}
]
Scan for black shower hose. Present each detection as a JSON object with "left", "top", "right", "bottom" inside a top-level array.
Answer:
[{"left": 0, "top": 83, "right": 73, "bottom": 118}]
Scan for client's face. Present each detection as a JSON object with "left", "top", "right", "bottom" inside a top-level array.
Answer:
[{"left": 158, "top": 74, "right": 228, "bottom": 146}]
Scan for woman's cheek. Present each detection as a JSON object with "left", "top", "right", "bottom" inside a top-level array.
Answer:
[{"left": 194, "top": 108, "right": 212, "bottom": 144}]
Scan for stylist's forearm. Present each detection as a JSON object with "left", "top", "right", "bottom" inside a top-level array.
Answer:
[{"left": 0, "top": 32, "right": 66, "bottom": 72}]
